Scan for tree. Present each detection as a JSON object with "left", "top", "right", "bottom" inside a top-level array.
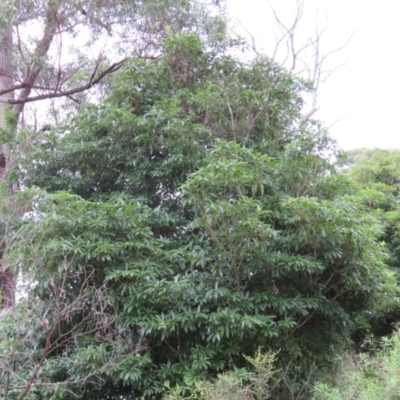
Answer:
[
  {"left": 237, "top": 0, "right": 353, "bottom": 122},
  {"left": 0, "top": 0, "right": 226, "bottom": 309},
  {"left": 11, "top": 32, "right": 397, "bottom": 398},
  {"left": 342, "top": 149, "right": 400, "bottom": 339},
  {"left": 0, "top": 0, "right": 224, "bottom": 114}
]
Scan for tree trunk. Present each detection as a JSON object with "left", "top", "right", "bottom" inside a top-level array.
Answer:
[
  {"left": 13, "top": 1, "right": 58, "bottom": 115},
  {"left": 0, "top": 25, "right": 15, "bottom": 309},
  {"left": 0, "top": 2, "right": 59, "bottom": 309}
]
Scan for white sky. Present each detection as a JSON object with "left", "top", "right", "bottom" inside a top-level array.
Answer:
[{"left": 227, "top": 0, "right": 400, "bottom": 150}]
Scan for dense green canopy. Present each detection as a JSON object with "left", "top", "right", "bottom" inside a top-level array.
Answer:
[{"left": 1, "top": 29, "right": 398, "bottom": 400}]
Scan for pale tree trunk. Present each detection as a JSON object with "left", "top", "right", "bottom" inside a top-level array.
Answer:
[
  {"left": 0, "top": 25, "right": 16, "bottom": 309},
  {"left": 0, "top": 2, "right": 59, "bottom": 310},
  {"left": 13, "top": 1, "right": 58, "bottom": 115}
]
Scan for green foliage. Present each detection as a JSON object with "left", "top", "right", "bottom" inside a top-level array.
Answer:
[
  {"left": 1, "top": 190, "right": 151, "bottom": 399},
  {"left": 313, "top": 331, "right": 400, "bottom": 400},
  {"left": 197, "top": 374, "right": 251, "bottom": 400},
  {"left": 244, "top": 349, "right": 280, "bottom": 399},
  {"left": 166, "top": 349, "right": 279, "bottom": 400},
  {"left": 0, "top": 0, "right": 228, "bottom": 125},
  {"left": 3, "top": 30, "right": 398, "bottom": 399},
  {"left": 345, "top": 148, "right": 400, "bottom": 190},
  {"left": 342, "top": 149, "right": 400, "bottom": 339}
]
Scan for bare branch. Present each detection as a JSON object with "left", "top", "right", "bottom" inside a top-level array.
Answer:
[
  {"left": 269, "top": 0, "right": 304, "bottom": 68},
  {"left": 237, "top": 20, "right": 261, "bottom": 56},
  {"left": 3, "top": 58, "right": 128, "bottom": 105},
  {"left": 266, "top": 0, "right": 355, "bottom": 121}
]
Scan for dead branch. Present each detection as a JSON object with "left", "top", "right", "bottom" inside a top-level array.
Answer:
[{"left": 267, "top": 0, "right": 355, "bottom": 121}]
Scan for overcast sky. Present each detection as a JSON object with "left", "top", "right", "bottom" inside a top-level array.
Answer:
[{"left": 226, "top": 0, "right": 399, "bottom": 150}]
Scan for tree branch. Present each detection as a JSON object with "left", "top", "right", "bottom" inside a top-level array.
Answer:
[
  {"left": 2, "top": 58, "right": 128, "bottom": 105},
  {"left": 12, "top": 1, "right": 60, "bottom": 118}
]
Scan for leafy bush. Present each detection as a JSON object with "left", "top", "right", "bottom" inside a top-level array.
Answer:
[
  {"left": 313, "top": 331, "right": 400, "bottom": 400},
  {"left": 4, "top": 32, "right": 399, "bottom": 399},
  {"left": 165, "top": 349, "right": 279, "bottom": 400}
]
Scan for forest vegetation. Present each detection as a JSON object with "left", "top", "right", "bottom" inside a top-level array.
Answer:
[{"left": 1, "top": 1, "right": 400, "bottom": 399}]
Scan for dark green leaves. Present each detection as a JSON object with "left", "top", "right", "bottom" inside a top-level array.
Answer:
[{"left": 6, "top": 33, "right": 399, "bottom": 399}]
